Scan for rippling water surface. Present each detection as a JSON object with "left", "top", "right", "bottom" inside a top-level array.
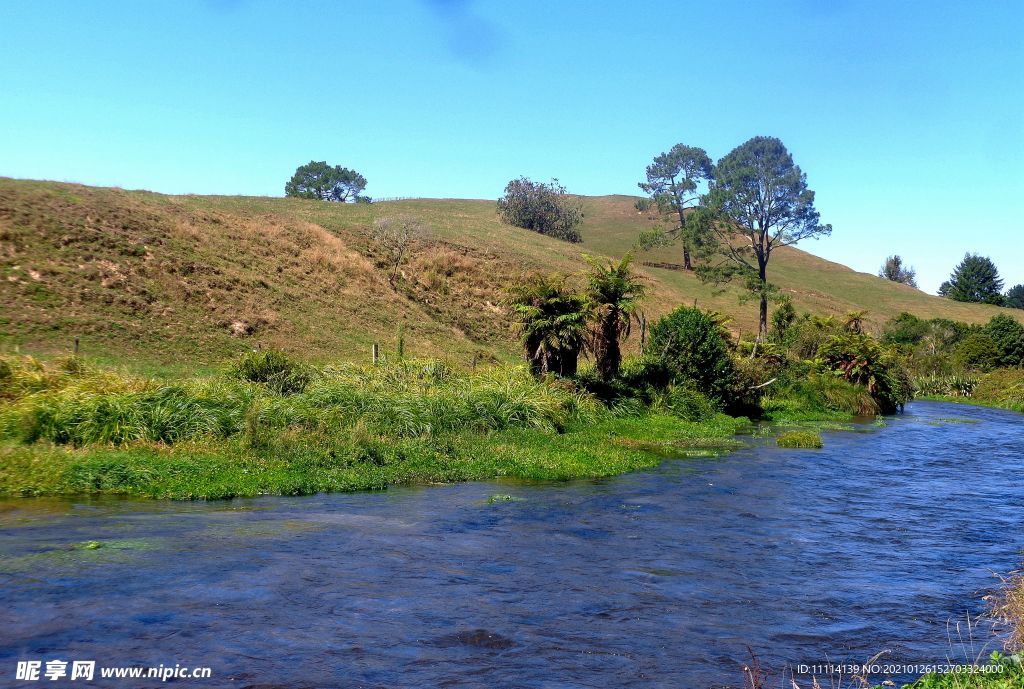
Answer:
[{"left": 2, "top": 401, "right": 1023, "bottom": 688}]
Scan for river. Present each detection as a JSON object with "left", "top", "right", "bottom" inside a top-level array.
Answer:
[{"left": 1, "top": 401, "right": 1022, "bottom": 688}]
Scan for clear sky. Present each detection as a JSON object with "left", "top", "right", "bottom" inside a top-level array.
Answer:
[{"left": 1, "top": 1, "right": 1021, "bottom": 294}]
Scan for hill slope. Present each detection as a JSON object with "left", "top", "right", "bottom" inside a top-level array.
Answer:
[{"left": 1, "top": 178, "right": 1017, "bottom": 369}]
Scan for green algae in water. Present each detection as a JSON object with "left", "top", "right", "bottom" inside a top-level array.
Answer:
[
  {"left": 776, "top": 431, "right": 824, "bottom": 449},
  {"left": 1, "top": 538, "right": 162, "bottom": 575},
  {"left": 486, "top": 494, "right": 525, "bottom": 504}
]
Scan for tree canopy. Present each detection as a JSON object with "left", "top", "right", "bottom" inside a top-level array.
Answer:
[
  {"left": 1005, "top": 284, "right": 1024, "bottom": 310},
  {"left": 941, "top": 253, "right": 1005, "bottom": 305},
  {"left": 496, "top": 177, "right": 584, "bottom": 243},
  {"left": 285, "top": 161, "right": 367, "bottom": 202},
  {"left": 584, "top": 253, "right": 647, "bottom": 380},
  {"left": 878, "top": 255, "right": 918, "bottom": 288},
  {"left": 506, "top": 274, "right": 590, "bottom": 377},
  {"left": 637, "top": 143, "right": 713, "bottom": 270},
  {"left": 695, "top": 136, "right": 831, "bottom": 342}
]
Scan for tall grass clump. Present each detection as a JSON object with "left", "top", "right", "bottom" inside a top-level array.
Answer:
[
  {"left": 284, "top": 361, "right": 603, "bottom": 437},
  {"left": 776, "top": 430, "right": 823, "bottom": 449},
  {"left": 914, "top": 374, "right": 979, "bottom": 398},
  {"left": 761, "top": 373, "right": 878, "bottom": 420},
  {"left": 989, "top": 568, "right": 1024, "bottom": 653},
  {"left": 228, "top": 349, "right": 312, "bottom": 395},
  {"left": 1, "top": 356, "right": 607, "bottom": 450}
]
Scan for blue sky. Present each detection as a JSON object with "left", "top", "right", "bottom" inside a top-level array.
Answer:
[{"left": 1, "top": 0, "right": 1021, "bottom": 294}]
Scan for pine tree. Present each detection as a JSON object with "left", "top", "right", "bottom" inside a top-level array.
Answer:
[{"left": 942, "top": 253, "right": 1005, "bottom": 305}]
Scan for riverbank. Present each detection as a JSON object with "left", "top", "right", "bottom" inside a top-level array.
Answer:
[{"left": 1, "top": 354, "right": 764, "bottom": 499}]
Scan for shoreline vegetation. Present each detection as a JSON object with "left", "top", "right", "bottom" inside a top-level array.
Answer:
[{"left": 0, "top": 353, "right": 757, "bottom": 500}]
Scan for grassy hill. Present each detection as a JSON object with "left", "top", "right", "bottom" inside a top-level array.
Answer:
[{"left": 1, "top": 177, "right": 1018, "bottom": 372}]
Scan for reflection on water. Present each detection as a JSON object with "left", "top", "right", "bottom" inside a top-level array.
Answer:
[{"left": 1, "top": 401, "right": 1022, "bottom": 688}]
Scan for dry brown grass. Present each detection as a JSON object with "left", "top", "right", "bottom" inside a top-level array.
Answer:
[{"left": 988, "top": 569, "right": 1024, "bottom": 652}]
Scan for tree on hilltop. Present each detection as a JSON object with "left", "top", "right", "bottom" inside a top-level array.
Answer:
[
  {"left": 941, "top": 254, "right": 1004, "bottom": 305},
  {"left": 879, "top": 255, "right": 917, "bottom": 287},
  {"left": 285, "top": 161, "right": 367, "bottom": 202},
  {"left": 693, "top": 136, "right": 832, "bottom": 343},
  {"left": 1005, "top": 284, "right": 1024, "bottom": 310},
  {"left": 637, "top": 143, "right": 714, "bottom": 270}
]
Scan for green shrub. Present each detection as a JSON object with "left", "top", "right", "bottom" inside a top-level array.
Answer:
[
  {"left": 645, "top": 306, "right": 737, "bottom": 405},
  {"left": 228, "top": 350, "right": 312, "bottom": 395},
  {"left": 785, "top": 314, "right": 840, "bottom": 358},
  {"left": 816, "top": 333, "right": 912, "bottom": 413},
  {"left": 882, "top": 312, "right": 929, "bottom": 346},
  {"left": 953, "top": 333, "right": 1001, "bottom": 372},
  {"left": 985, "top": 314, "right": 1024, "bottom": 367},
  {"left": 769, "top": 297, "right": 797, "bottom": 342},
  {"left": 776, "top": 430, "right": 823, "bottom": 448}
]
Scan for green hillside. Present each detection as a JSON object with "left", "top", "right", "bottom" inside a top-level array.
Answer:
[{"left": 1, "top": 177, "right": 1017, "bottom": 370}]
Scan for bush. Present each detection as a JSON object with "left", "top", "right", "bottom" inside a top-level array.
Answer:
[
  {"left": 776, "top": 430, "right": 823, "bottom": 449},
  {"left": 496, "top": 177, "right": 584, "bottom": 243},
  {"left": 953, "top": 333, "right": 1001, "bottom": 372},
  {"left": 815, "top": 333, "right": 912, "bottom": 413},
  {"left": 881, "top": 312, "right": 929, "bottom": 346},
  {"left": 645, "top": 306, "right": 737, "bottom": 405},
  {"left": 769, "top": 298, "right": 797, "bottom": 342},
  {"left": 228, "top": 350, "right": 312, "bottom": 395},
  {"left": 985, "top": 314, "right": 1024, "bottom": 367}
]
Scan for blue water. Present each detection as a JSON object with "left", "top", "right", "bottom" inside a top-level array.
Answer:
[{"left": 1, "top": 401, "right": 1022, "bottom": 688}]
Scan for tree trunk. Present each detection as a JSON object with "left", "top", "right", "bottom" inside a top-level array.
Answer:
[
  {"left": 677, "top": 205, "right": 692, "bottom": 270},
  {"left": 757, "top": 260, "right": 769, "bottom": 343},
  {"left": 596, "top": 311, "right": 622, "bottom": 380}
]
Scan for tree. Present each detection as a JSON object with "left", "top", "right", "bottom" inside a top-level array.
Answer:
[
  {"left": 942, "top": 254, "right": 1005, "bottom": 304},
  {"left": 584, "top": 253, "right": 647, "bottom": 380},
  {"left": 372, "top": 215, "right": 427, "bottom": 286},
  {"left": 695, "top": 136, "right": 831, "bottom": 343},
  {"left": 496, "top": 177, "right": 584, "bottom": 243},
  {"left": 1005, "top": 284, "right": 1024, "bottom": 310},
  {"left": 878, "top": 255, "right": 918, "bottom": 287},
  {"left": 507, "top": 275, "right": 590, "bottom": 377},
  {"left": 637, "top": 143, "right": 713, "bottom": 270},
  {"left": 285, "top": 161, "right": 367, "bottom": 202}
]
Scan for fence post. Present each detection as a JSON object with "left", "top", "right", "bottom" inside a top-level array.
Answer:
[
  {"left": 73, "top": 336, "right": 79, "bottom": 356},
  {"left": 372, "top": 343, "right": 379, "bottom": 365}
]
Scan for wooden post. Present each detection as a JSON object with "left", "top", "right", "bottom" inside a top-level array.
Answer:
[
  {"left": 372, "top": 343, "right": 379, "bottom": 365},
  {"left": 639, "top": 315, "right": 647, "bottom": 350},
  {"left": 73, "top": 337, "right": 79, "bottom": 356}
]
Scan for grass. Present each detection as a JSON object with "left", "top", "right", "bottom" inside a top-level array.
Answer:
[
  {"left": 0, "top": 354, "right": 749, "bottom": 499},
  {"left": 3, "top": 177, "right": 1020, "bottom": 370},
  {"left": 776, "top": 430, "right": 824, "bottom": 448}
]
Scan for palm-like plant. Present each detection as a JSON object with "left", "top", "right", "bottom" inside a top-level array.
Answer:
[
  {"left": 507, "top": 274, "right": 590, "bottom": 378},
  {"left": 843, "top": 310, "right": 868, "bottom": 334},
  {"left": 584, "top": 253, "right": 648, "bottom": 380}
]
